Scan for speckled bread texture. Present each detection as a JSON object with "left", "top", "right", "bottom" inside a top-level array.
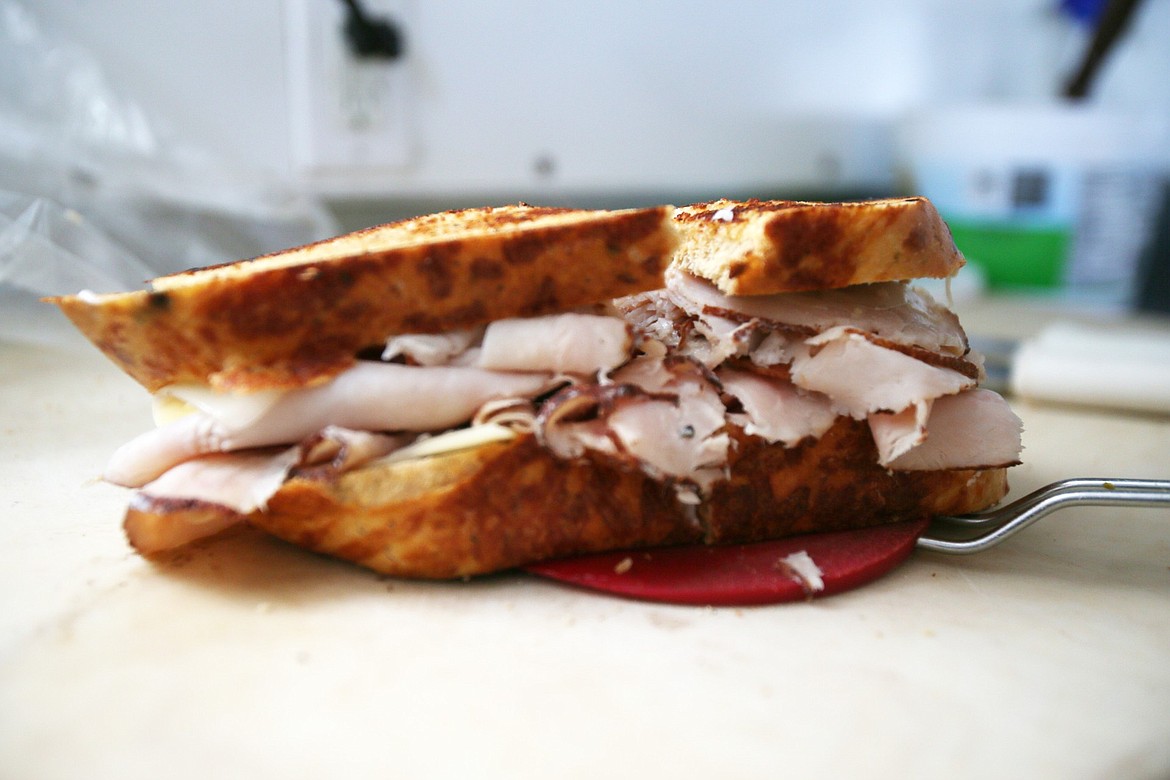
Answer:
[
  {"left": 238, "top": 422, "right": 1008, "bottom": 578},
  {"left": 50, "top": 204, "right": 678, "bottom": 393},
  {"left": 247, "top": 437, "right": 702, "bottom": 578},
  {"left": 672, "top": 197, "right": 964, "bottom": 295}
]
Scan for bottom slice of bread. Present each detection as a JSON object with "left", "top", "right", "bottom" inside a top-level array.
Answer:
[{"left": 244, "top": 419, "right": 1007, "bottom": 579}]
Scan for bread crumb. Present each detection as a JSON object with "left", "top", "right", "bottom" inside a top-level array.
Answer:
[{"left": 614, "top": 557, "right": 634, "bottom": 574}]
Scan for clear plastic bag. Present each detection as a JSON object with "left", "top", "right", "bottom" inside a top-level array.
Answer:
[{"left": 0, "top": 1, "right": 337, "bottom": 344}]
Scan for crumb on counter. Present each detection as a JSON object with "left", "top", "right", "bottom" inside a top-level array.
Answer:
[{"left": 776, "top": 550, "right": 825, "bottom": 593}]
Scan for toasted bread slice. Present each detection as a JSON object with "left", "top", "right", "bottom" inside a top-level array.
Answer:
[
  {"left": 246, "top": 436, "right": 702, "bottom": 578},
  {"left": 672, "top": 197, "right": 964, "bottom": 295},
  {"left": 50, "top": 204, "right": 678, "bottom": 394},
  {"left": 229, "top": 422, "right": 1006, "bottom": 578}
]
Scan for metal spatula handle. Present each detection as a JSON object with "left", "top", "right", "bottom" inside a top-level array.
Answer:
[{"left": 917, "top": 478, "right": 1170, "bottom": 554}]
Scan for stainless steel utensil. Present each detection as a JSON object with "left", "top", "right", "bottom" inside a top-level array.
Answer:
[{"left": 918, "top": 478, "right": 1170, "bottom": 554}]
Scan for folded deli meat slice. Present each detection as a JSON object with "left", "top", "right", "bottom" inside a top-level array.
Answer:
[
  {"left": 662, "top": 268, "right": 968, "bottom": 357},
  {"left": 606, "top": 271, "right": 1017, "bottom": 474},
  {"left": 110, "top": 312, "right": 636, "bottom": 488},
  {"left": 534, "top": 357, "right": 730, "bottom": 500},
  {"left": 879, "top": 389, "right": 1023, "bottom": 471},
  {"left": 478, "top": 313, "right": 632, "bottom": 374},
  {"left": 126, "top": 427, "right": 405, "bottom": 553},
  {"left": 107, "top": 363, "right": 554, "bottom": 487},
  {"left": 867, "top": 402, "right": 932, "bottom": 467},
  {"left": 382, "top": 313, "right": 632, "bottom": 375},
  {"left": 789, "top": 327, "right": 975, "bottom": 420},
  {"left": 717, "top": 367, "right": 836, "bottom": 446},
  {"left": 140, "top": 428, "right": 404, "bottom": 514},
  {"left": 382, "top": 328, "right": 482, "bottom": 366}
]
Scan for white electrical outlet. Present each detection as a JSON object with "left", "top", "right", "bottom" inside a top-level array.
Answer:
[{"left": 285, "top": 0, "right": 412, "bottom": 175}]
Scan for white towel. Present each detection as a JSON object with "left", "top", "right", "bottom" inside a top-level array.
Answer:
[{"left": 1011, "top": 322, "right": 1170, "bottom": 414}]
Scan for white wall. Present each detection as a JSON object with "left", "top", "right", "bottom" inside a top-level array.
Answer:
[
  {"left": 26, "top": 0, "right": 291, "bottom": 175},
  {"left": 18, "top": 0, "right": 1170, "bottom": 208}
]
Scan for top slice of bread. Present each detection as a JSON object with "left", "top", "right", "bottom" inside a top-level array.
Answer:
[
  {"left": 50, "top": 204, "right": 678, "bottom": 394},
  {"left": 672, "top": 197, "right": 964, "bottom": 295}
]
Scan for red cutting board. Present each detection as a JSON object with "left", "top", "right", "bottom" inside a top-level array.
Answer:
[{"left": 525, "top": 518, "right": 930, "bottom": 606}]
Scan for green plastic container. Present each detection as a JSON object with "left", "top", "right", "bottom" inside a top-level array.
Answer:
[{"left": 944, "top": 219, "right": 1071, "bottom": 289}]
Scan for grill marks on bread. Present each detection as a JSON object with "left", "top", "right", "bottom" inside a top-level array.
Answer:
[
  {"left": 50, "top": 198, "right": 962, "bottom": 393},
  {"left": 252, "top": 426, "right": 1008, "bottom": 578},
  {"left": 255, "top": 436, "right": 703, "bottom": 578},
  {"left": 705, "top": 421, "right": 1007, "bottom": 544},
  {"left": 672, "top": 198, "right": 964, "bottom": 295},
  {"left": 51, "top": 205, "right": 677, "bottom": 393}
]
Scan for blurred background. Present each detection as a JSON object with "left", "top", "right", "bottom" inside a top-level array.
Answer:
[{"left": 1, "top": 0, "right": 1168, "bottom": 313}]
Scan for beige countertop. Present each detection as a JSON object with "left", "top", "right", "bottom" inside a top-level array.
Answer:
[{"left": 2, "top": 300, "right": 1169, "bottom": 780}]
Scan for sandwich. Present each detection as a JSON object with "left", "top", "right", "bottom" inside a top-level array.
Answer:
[{"left": 50, "top": 198, "right": 1022, "bottom": 579}]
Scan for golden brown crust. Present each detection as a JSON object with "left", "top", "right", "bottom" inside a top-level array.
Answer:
[
  {"left": 705, "top": 422, "right": 1006, "bottom": 543},
  {"left": 124, "top": 495, "right": 241, "bottom": 554},
  {"left": 251, "top": 436, "right": 702, "bottom": 578},
  {"left": 672, "top": 197, "right": 964, "bottom": 295},
  {"left": 49, "top": 204, "right": 678, "bottom": 393},
  {"left": 235, "top": 423, "right": 1007, "bottom": 579}
]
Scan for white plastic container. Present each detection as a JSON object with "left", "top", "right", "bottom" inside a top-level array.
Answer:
[{"left": 899, "top": 104, "right": 1169, "bottom": 308}]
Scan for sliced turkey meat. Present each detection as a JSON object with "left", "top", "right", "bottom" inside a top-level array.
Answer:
[
  {"left": 613, "top": 357, "right": 730, "bottom": 489},
  {"left": 112, "top": 270, "right": 1021, "bottom": 537},
  {"left": 125, "top": 427, "right": 405, "bottom": 552},
  {"left": 750, "top": 330, "right": 790, "bottom": 366},
  {"left": 539, "top": 357, "right": 729, "bottom": 494},
  {"left": 107, "top": 362, "right": 553, "bottom": 487},
  {"left": 613, "top": 290, "right": 688, "bottom": 350},
  {"left": 883, "top": 389, "right": 1023, "bottom": 471},
  {"left": 137, "top": 448, "right": 302, "bottom": 516},
  {"left": 717, "top": 367, "right": 836, "bottom": 446},
  {"left": 867, "top": 401, "right": 932, "bottom": 467},
  {"left": 381, "top": 313, "right": 634, "bottom": 375},
  {"left": 137, "top": 427, "right": 403, "bottom": 513},
  {"left": 477, "top": 313, "right": 633, "bottom": 374},
  {"left": 614, "top": 290, "right": 763, "bottom": 368},
  {"left": 536, "top": 384, "right": 643, "bottom": 462},
  {"left": 663, "top": 268, "right": 969, "bottom": 356},
  {"left": 294, "top": 426, "right": 413, "bottom": 478},
  {"left": 609, "top": 354, "right": 710, "bottom": 394},
  {"left": 382, "top": 327, "right": 483, "bottom": 366},
  {"left": 789, "top": 327, "right": 975, "bottom": 420},
  {"left": 607, "top": 395, "right": 728, "bottom": 493},
  {"left": 472, "top": 397, "right": 539, "bottom": 432},
  {"left": 687, "top": 313, "right": 755, "bottom": 367}
]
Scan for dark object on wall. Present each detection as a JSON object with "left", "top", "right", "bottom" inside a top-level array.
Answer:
[
  {"left": 339, "top": 0, "right": 405, "bottom": 60},
  {"left": 1063, "top": 0, "right": 1144, "bottom": 99}
]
